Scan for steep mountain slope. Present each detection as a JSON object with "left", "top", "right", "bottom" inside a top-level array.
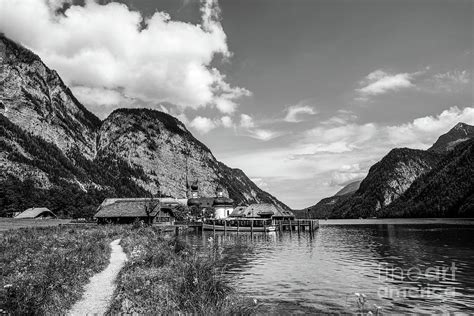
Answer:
[
  {"left": 383, "top": 138, "right": 474, "bottom": 217},
  {"left": 331, "top": 148, "right": 443, "bottom": 218},
  {"left": 0, "top": 113, "right": 149, "bottom": 216},
  {"left": 334, "top": 180, "right": 361, "bottom": 196},
  {"left": 302, "top": 123, "right": 474, "bottom": 219},
  {"left": 98, "top": 109, "right": 290, "bottom": 210},
  {"left": 0, "top": 33, "right": 99, "bottom": 159},
  {"left": 0, "top": 34, "right": 289, "bottom": 215},
  {"left": 428, "top": 123, "right": 474, "bottom": 153}
]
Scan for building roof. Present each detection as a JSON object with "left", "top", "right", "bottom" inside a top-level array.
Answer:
[
  {"left": 229, "top": 206, "right": 247, "bottom": 217},
  {"left": 99, "top": 197, "right": 188, "bottom": 207},
  {"left": 95, "top": 198, "right": 180, "bottom": 218},
  {"left": 15, "top": 208, "right": 56, "bottom": 219},
  {"left": 213, "top": 196, "right": 234, "bottom": 206},
  {"left": 186, "top": 197, "right": 215, "bottom": 208},
  {"left": 229, "top": 203, "right": 294, "bottom": 218}
]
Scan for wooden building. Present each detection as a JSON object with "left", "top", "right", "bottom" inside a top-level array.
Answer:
[
  {"left": 15, "top": 207, "right": 57, "bottom": 219},
  {"left": 94, "top": 198, "right": 182, "bottom": 224}
]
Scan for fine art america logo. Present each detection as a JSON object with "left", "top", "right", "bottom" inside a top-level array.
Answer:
[{"left": 377, "top": 263, "right": 457, "bottom": 299}]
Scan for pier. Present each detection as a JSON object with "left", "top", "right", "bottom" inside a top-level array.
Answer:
[
  {"left": 274, "top": 219, "right": 319, "bottom": 232},
  {"left": 173, "top": 218, "right": 319, "bottom": 234}
]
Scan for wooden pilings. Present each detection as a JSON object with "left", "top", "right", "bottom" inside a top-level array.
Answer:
[{"left": 275, "top": 219, "right": 319, "bottom": 233}]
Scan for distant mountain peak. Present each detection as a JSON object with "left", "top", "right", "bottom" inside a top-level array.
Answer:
[
  {"left": 428, "top": 122, "right": 474, "bottom": 154},
  {"left": 453, "top": 122, "right": 471, "bottom": 132},
  {"left": 334, "top": 180, "right": 362, "bottom": 196}
]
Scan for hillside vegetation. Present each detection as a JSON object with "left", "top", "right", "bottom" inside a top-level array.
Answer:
[{"left": 383, "top": 138, "right": 474, "bottom": 217}]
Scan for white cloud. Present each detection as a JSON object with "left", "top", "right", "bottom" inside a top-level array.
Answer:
[
  {"left": 250, "top": 177, "right": 269, "bottom": 189},
  {"left": 321, "top": 109, "right": 358, "bottom": 126},
  {"left": 70, "top": 86, "right": 135, "bottom": 118},
  {"left": 329, "top": 164, "right": 365, "bottom": 186},
  {"left": 237, "top": 114, "right": 282, "bottom": 141},
  {"left": 220, "top": 115, "right": 233, "bottom": 128},
  {"left": 284, "top": 104, "right": 317, "bottom": 123},
  {"left": 221, "top": 106, "right": 474, "bottom": 208},
  {"left": 386, "top": 106, "right": 474, "bottom": 146},
  {"left": 356, "top": 69, "right": 415, "bottom": 100},
  {"left": 430, "top": 70, "right": 470, "bottom": 93},
  {"left": 189, "top": 116, "right": 217, "bottom": 134},
  {"left": 0, "top": 0, "right": 250, "bottom": 117},
  {"left": 239, "top": 114, "right": 255, "bottom": 128},
  {"left": 246, "top": 129, "right": 281, "bottom": 141}
]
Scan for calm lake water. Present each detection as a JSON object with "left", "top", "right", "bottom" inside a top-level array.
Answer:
[{"left": 182, "top": 219, "right": 474, "bottom": 313}]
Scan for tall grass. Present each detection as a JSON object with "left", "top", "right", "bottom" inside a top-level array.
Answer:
[
  {"left": 108, "top": 226, "right": 254, "bottom": 314},
  {"left": 1, "top": 225, "right": 252, "bottom": 314},
  {"left": 0, "top": 225, "right": 125, "bottom": 314}
]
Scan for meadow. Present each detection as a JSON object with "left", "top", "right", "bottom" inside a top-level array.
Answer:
[
  {"left": 0, "top": 218, "right": 72, "bottom": 232},
  {"left": 0, "top": 223, "right": 252, "bottom": 314}
]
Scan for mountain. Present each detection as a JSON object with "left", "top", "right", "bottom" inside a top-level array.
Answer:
[
  {"left": 0, "top": 33, "right": 100, "bottom": 159},
  {"left": 303, "top": 122, "right": 474, "bottom": 218},
  {"left": 293, "top": 180, "right": 361, "bottom": 218},
  {"left": 383, "top": 138, "right": 474, "bottom": 217},
  {"left": 0, "top": 34, "right": 290, "bottom": 216},
  {"left": 334, "top": 180, "right": 361, "bottom": 196},
  {"left": 428, "top": 122, "right": 474, "bottom": 153},
  {"left": 330, "top": 148, "right": 443, "bottom": 218},
  {"left": 97, "top": 108, "right": 289, "bottom": 210}
]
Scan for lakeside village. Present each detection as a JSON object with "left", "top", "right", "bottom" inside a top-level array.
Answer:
[{"left": 11, "top": 179, "right": 319, "bottom": 233}]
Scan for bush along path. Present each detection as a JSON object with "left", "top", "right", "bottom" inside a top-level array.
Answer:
[{"left": 69, "top": 239, "right": 127, "bottom": 315}]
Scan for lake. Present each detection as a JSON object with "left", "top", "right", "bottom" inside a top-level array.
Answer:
[{"left": 182, "top": 219, "right": 474, "bottom": 313}]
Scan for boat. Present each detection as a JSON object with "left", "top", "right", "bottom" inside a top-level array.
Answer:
[{"left": 202, "top": 218, "right": 276, "bottom": 232}]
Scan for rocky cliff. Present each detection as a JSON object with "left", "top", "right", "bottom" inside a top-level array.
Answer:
[
  {"left": 428, "top": 122, "right": 474, "bottom": 153},
  {"left": 0, "top": 34, "right": 100, "bottom": 159},
  {"left": 384, "top": 138, "right": 474, "bottom": 216},
  {"left": 0, "top": 34, "right": 290, "bottom": 216}
]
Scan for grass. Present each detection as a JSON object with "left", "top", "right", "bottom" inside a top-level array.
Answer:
[
  {"left": 0, "top": 224, "right": 253, "bottom": 314},
  {"left": 108, "top": 226, "right": 255, "bottom": 314},
  {"left": 0, "top": 225, "right": 125, "bottom": 314},
  {"left": 0, "top": 218, "right": 73, "bottom": 232}
]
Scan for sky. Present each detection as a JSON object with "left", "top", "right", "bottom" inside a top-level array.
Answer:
[{"left": 0, "top": 0, "right": 473, "bottom": 208}]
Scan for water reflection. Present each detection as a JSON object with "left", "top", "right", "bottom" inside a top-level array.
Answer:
[{"left": 183, "top": 221, "right": 474, "bottom": 313}]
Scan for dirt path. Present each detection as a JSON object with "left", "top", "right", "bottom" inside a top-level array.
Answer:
[{"left": 69, "top": 238, "right": 127, "bottom": 315}]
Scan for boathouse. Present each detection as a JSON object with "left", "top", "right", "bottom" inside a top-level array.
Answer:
[
  {"left": 94, "top": 198, "right": 184, "bottom": 224},
  {"left": 15, "top": 207, "right": 57, "bottom": 219}
]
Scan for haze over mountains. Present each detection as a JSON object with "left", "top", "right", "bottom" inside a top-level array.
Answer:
[{"left": 0, "top": 34, "right": 288, "bottom": 217}]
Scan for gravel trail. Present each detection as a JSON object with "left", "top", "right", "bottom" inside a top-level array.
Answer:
[{"left": 69, "top": 238, "right": 127, "bottom": 315}]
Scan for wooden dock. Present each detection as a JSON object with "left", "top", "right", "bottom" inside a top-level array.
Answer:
[
  {"left": 175, "top": 218, "right": 319, "bottom": 234},
  {"left": 274, "top": 219, "right": 319, "bottom": 232}
]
